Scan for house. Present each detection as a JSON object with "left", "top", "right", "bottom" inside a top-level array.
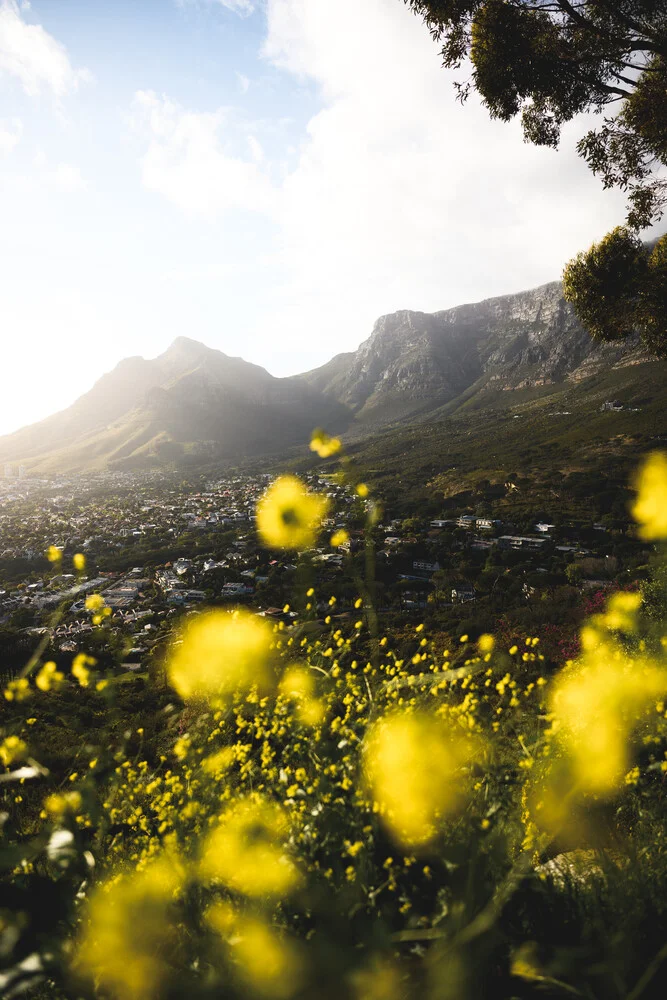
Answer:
[
  {"left": 498, "top": 535, "right": 549, "bottom": 551},
  {"left": 457, "top": 516, "right": 501, "bottom": 531},
  {"left": 451, "top": 586, "right": 476, "bottom": 603},
  {"left": 601, "top": 400, "right": 624, "bottom": 412},
  {"left": 457, "top": 515, "right": 477, "bottom": 529},
  {"left": 475, "top": 518, "right": 501, "bottom": 531},
  {"left": 413, "top": 559, "right": 441, "bottom": 573}
]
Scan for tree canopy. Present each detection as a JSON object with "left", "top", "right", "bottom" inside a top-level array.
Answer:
[
  {"left": 405, "top": 1, "right": 667, "bottom": 354},
  {"left": 563, "top": 227, "right": 667, "bottom": 353}
]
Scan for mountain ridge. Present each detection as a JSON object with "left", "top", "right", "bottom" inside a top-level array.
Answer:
[{"left": 0, "top": 278, "right": 657, "bottom": 474}]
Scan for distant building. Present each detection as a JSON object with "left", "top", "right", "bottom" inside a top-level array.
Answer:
[
  {"left": 3, "top": 463, "right": 13, "bottom": 478},
  {"left": 413, "top": 559, "right": 441, "bottom": 573},
  {"left": 498, "top": 535, "right": 549, "bottom": 551},
  {"left": 457, "top": 515, "right": 477, "bottom": 529},
  {"left": 601, "top": 400, "right": 624, "bottom": 412},
  {"left": 451, "top": 586, "right": 476, "bottom": 604},
  {"left": 457, "top": 515, "right": 501, "bottom": 531},
  {"left": 18, "top": 465, "right": 27, "bottom": 479}
]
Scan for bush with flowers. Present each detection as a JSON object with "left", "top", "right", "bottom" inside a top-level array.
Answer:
[{"left": 1, "top": 443, "right": 667, "bottom": 999}]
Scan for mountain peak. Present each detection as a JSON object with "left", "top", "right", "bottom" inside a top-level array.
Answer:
[{"left": 164, "top": 336, "right": 214, "bottom": 358}]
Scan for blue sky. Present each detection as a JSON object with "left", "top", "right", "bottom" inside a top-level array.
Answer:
[{"left": 0, "top": 0, "right": 647, "bottom": 434}]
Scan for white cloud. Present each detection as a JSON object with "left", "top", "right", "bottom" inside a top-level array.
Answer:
[
  {"left": 255, "top": 0, "right": 629, "bottom": 362},
  {"left": 0, "top": 116, "right": 21, "bottom": 155},
  {"left": 0, "top": 149, "right": 85, "bottom": 192},
  {"left": 215, "top": 0, "right": 254, "bottom": 15},
  {"left": 176, "top": 0, "right": 255, "bottom": 15},
  {"left": 46, "top": 161, "right": 85, "bottom": 192},
  {"left": 131, "top": 0, "right": 630, "bottom": 373},
  {"left": 236, "top": 71, "right": 250, "bottom": 94},
  {"left": 130, "top": 90, "right": 275, "bottom": 218},
  {"left": 0, "top": 0, "right": 90, "bottom": 99}
]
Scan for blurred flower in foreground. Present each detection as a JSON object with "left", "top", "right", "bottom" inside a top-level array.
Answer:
[
  {"left": 550, "top": 640, "right": 667, "bottom": 794},
  {"left": 257, "top": 476, "right": 329, "bottom": 550},
  {"left": 330, "top": 529, "right": 349, "bottom": 548},
  {"left": 279, "top": 664, "right": 325, "bottom": 725},
  {"left": 44, "top": 790, "right": 82, "bottom": 818},
  {"left": 168, "top": 608, "right": 274, "bottom": 701},
  {"left": 310, "top": 428, "right": 342, "bottom": 458},
  {"left": 0, "top": 735, "right": 27, "bottom": 767},
  {"left": 233, "top": 917, "right": 303, "bottom": 998},
  {"left": 599, "top": 590, "right": 642, "bottom": 632},
  {"left": 76, "top": 859, "right": 183, "bottom": 1000},
  {"left": 200, "top": 796, "right": 301, "bottom": 898},
  {"left": 72, "top": 653, "right": 96, "bottom": 688},
  {"left": 73, "top": 552, "right": 86, "bottom": 571},
  {"left": 350, "top": 957, "right": 404, "bottom": 1000},
  {"left": 46, "top": 545, "right": 62, "bottom": 564},
  {"left": 36, "top": 660, "right": 65, "bottom": 692},
  {"left": 364, "top": 712, "right": 481, "bottom": 848},
  {"left": 632, "top": 451, "right": 667, "bottom": 540}
]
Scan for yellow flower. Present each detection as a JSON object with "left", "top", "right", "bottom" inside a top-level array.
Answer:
[
  {"left": 310, "top": 428, "right": 342, "bottom": 458},
  {"left": 364, "top": 712, "right": 481, "bottom": 848},
  {"left": 257, "top": 476, "right": 329, "bottom": 550},
  {"left": 0, "top": 735, "right": 27, "bottom": 767},
  {"left": 4, "top": 678, "right": 30, "bottom": 702},
  {"left": 330, "top": 529, "right": 349, "bottom": 548},
  {"left": 167, "top": 608, "right": 274, "bottom": 701},
  {"left": 36, "top": 660, "right": 65, "bottom": 692},
  {"left": 45, "top": 790, "right": 82, "bottom": 817},
  {"left": 85, "top": 593, "right": 105, "bottom": 612},
  {"left": 550, "top": 644, "right": 667, "bottom": 794},
  {"left": 200, "top": 796, "right": 301, "bottom": 898},
  {"left": 72, "top": 653, "right": 96, "bottom": 688},
  {"left": 355, "top": 483, "right": 369, "bottom": 498},
  {"left": 632, "top": 452, "right": 667, "bottom": 540},
  {"left": 73, "top": 552, "right": 86, "bottom": 571},
  {"left": 478, "top": 634, "right": 495, "bottom": 653},
  {"left": 46, "top": 545, "right": 62, "bottom": 564},
  {"left": 602, "top": 591, "right": 642, "bottom": 632},
  {"left": 210, "top": 911, "right": 303, "bottom": 999},
  {"left": 279, "top": 665, "right": 324, "bottom": 724},
  {"left": 75, "top": 860, "right": 183, "bottom": 1000}
]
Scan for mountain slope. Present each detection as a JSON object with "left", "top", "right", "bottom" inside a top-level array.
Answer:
[
  {"left": 300, "top": 282, "right": 651, "bottom": 427},
  {"left": 0, "top": 337, "right": 349, "bottom": 474},
  {"left": 0, "top": 281, "right": 660, "bottom": 475}
]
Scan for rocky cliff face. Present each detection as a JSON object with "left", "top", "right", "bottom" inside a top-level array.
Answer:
[{"left": 301, "top": 282, "right": 650, "bottom": 425}]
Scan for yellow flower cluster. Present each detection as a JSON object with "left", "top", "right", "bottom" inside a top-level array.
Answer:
[{"left": 16, "top": 450, "right": 667, "bottom": 997}]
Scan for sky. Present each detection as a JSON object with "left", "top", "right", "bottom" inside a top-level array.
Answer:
[{"left": 0, "top": 0, "right": 648, "bottom": 435}]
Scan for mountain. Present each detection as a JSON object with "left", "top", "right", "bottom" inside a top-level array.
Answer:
[
  {"left": 0, "top": 282, "right": 659, "bottom": 474},
  {"left": 299, "top": 282, "right": 651, "bottom": 427},
  {"left": 0, "top": 338, "right": 348, "bottom": 474}
]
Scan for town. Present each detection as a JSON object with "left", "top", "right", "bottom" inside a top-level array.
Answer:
[{"left": 0, "top": 461, "right": 652, "bottom": 682}]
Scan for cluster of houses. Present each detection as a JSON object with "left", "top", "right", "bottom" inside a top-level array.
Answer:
[{"left": 0, "top": 464, "right": 626, "bottom": 665}]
